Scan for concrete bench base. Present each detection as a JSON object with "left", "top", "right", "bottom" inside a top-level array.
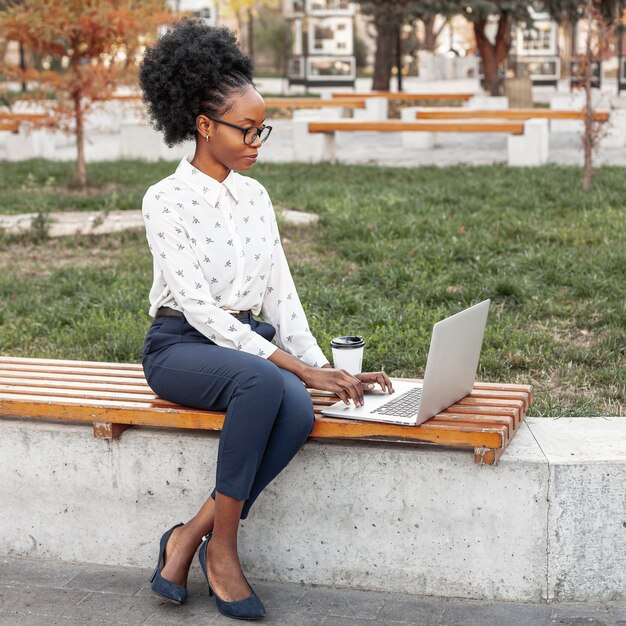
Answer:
[
  {"left": 507, "top": 119, "right": 549, "bottom": 166},
  {"left": 1, "top": 416, "right": 624, "bottom": 602}
]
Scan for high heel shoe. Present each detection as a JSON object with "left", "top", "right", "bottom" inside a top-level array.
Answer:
[
  {"left": 150, "top": 523, "right": 188, "bottom": 605},
  {"left": 198, "top": 533, "right": 266, "bottom": 620}
]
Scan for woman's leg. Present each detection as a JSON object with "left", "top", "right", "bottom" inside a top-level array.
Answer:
[
  {"left": 143, "top": 338, "right": 287, "bottom": 595},
  {"left": 240, "top": 368, "right": 315, "bottom": 518},
  {"left": 160, "top": 368, "right": 313, "bottom": 595}
]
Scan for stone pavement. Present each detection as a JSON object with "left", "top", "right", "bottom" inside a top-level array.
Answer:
[{"left": 0, "top": 556, "right": 624, "bottom": 626}]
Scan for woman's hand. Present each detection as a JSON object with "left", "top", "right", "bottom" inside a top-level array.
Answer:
[
  {"left": 301, "top": 366, "right": 366, "bottom": 407},
  {"left": 355, "top": 371, "right": 394, "bottom": 394}
]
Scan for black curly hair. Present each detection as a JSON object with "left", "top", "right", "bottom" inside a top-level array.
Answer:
[{"left": 139, "top": 20, "right": 255, "bottom": 147}]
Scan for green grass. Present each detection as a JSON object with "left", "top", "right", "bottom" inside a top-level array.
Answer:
[{"left": 0, "top": 160, "right": 624, "bottom": 417}]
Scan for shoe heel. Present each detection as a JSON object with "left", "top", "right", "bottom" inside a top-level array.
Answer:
[
  {"left": 197, "top": 533, "right": 265, "bottom": 619},
  {"left": 151, "top": 523, "right": 188, "bottom": 605}
]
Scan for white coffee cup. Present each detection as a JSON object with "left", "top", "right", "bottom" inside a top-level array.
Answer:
[{"left": 330, "top": 336, "right": 365, "bottom": 375}]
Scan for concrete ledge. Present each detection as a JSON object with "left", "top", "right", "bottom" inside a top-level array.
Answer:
[{"left": 1, "top": 416, "right": 624, "bottom": 602}]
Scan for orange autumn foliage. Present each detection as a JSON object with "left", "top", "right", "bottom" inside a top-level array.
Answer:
[{"left": 0, "top": 0, "right": 174, "bottom": 185}]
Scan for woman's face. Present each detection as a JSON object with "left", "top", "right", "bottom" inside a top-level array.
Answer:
[{"left": 201, "top": 85, "right": 266, "bottom": 180}]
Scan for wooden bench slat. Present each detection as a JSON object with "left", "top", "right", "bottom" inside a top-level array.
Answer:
[
  {"left": 0, "top": 363, "right": 145, "bottom": 378},
  {"left": 0, "top": 376, "right": 150, "bottom": 394},
  {"left": 0, "top": 370, "right": 149, "bottom": 386},
  {"left": 0, "top": 356, "right": 144, "bottom": 371},
  {"left": 0, "top": 384, "right": 161, "bottom": 403},
  {"left": 473, "top": 381, "right": 533, "bottom": 404},
  {"left": 308, "top": 120, "right": 526, "bottom": 134},
  {"left": 466, "top": 389, "right": 530, "bottom": 411},
  {"left": 332, "top": 92, "right": 474, "bottom": 101},
  {"left": 311, "top": 417, "right": 507, "bottom": 448},
  {"left": 444, "top": 404, "right": 521, "bottom": 424},
  {"left": 0, "top": 391, "right": 170, "bottom": 410},
  {"left": 414, "top": 108, "right": 609, "bottom": 122},
  {"left": 0, "top": 112, "right": 50, "bottom": 122},
  {"left": 0, "top": 120, "right": 19, "bottom": 132},
  {"left": 264, "top": 98, "right": 366, "bottom": 108},
  {"left": 435, "top": 412, "right": 514, "bottom": 436}
]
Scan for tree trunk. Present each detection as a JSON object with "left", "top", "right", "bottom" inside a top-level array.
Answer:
[
  {"left": 74, "top": 90, "right": 87, "bottom": 187},
  {"left": 247, "top": 8, "right": 254, "bottom": 62},
  {"left": 396, "top": 23, "right": 402, "bottom": 92},
  {"left": 473, "top": 14, "right": 512, "bottom": 96},
  {"left": 582, "top": 2, "right": 594, "bottom": 191},
  {"left": 422, "top": 15, "right": 437, "bottom": 52},
  {"left": 373, "top": 20, "right": 396, "bottom": 91},
  {"left": 19, "top": 42, "right": 27, "bottom": 92},
  {"left": 236, "top": 11, "right": 245, "bottom": 52}
]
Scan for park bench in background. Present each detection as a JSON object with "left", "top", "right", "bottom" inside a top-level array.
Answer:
[
  {"left": 0, "top": 356, "right": 532, "bottom": 465},
  {"left": 332, "top": 91, "right": 475, "bottom": 102},
  {"left": 0, "top": 120, "right": 19, "bottom": 133},
  {"left": 407, "top": 108, "right": 610, "bottom": 122},
  {"left": 401, "top": 106, "right": 625, "bottom": 149},
  {"left": 264, "top": 97, "right": 366, "bottom": 109},
  {"left": 0, "top": 112, "right": 51, "bottom": 134},
  {"left": 294, "top": 118, "right": 548, "bottom": 166}
]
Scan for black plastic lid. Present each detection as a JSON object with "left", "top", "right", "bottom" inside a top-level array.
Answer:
[{"left": 330, "top": 336, "right": 365, "bottom": 349}]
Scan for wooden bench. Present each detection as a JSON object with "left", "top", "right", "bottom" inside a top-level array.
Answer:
[
  {"left": 332, "top": 92, "right": 475, "bottom": 102},
  {"left": 0, "top": 112, "right": 51, "bottom": 123},
  {"left": 92, "top": 94, "right": 142, "bottom": 101},
  {"left": 264, "top": 97, "right": 366, "bottom": 109},
  {"left": 0, "top": 112, "right": 50, "bottom": 134},
  {"left": 0, "top": 120, "right": 19, "bottom": 133},
  {"left": 308, "top": 120, "right": 525, "bottom": 135},
  {"left": 408, "top": 108, "right": 610, "bottom": 122},
  {"left": 0, "top": 356, "right": 532, "bottom": 465},
  {"left": 294, "top": 117, "right": 548, "bottom": 166}
]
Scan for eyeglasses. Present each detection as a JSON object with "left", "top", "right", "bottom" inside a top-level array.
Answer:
[{"left": 206, "top": 116, "right": 272, "bottom": 145}]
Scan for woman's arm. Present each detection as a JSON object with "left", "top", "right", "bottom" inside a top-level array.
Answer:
[{"left": 268, "top": 349, "right": 366, "bottom": 406}]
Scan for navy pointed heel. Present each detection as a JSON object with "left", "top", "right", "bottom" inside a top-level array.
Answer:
[
  {"left": 198, "top": 533, "right": 266, "bottom": 620},
  {"left": 150, "top": 523, "right": 188, "bottom": 605}
]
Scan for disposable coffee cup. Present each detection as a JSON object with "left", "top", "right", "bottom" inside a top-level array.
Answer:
[{"left": 330, "top": 336, "right": 365, "bottom": 375}]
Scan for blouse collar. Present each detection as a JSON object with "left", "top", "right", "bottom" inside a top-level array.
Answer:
[{"left": 176, "top": 156, "right": 239, "bottom": 206}]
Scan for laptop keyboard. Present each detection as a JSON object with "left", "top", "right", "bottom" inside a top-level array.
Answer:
[{"left": 371, "top": 387, "right": 422, "bottom": 418}]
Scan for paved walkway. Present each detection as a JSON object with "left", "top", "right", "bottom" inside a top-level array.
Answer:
[{"left": 0, "top": 556, "right": 624, "bottom": 625}]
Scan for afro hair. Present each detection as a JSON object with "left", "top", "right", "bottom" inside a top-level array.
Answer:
[{"left": 139, "top": 20, "right": 254, "bottom": 147}]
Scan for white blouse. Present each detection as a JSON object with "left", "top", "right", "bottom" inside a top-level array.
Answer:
[{"left": 142, "top": 156, "right": 329, "bottom": 368}]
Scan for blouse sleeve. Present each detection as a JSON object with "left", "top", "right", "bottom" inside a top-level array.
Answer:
[
  {"left": 261, "top": 198, "right": 329, "bottom": 368},
  {"left": 143, "top": 189, "right": 278, "bottom": 360}
]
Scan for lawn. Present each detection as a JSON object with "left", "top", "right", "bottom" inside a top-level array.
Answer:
[{"left": 0, "top": 159, "right": 624, "bottom": 417}]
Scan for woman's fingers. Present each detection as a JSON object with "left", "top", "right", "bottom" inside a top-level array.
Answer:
[
  {"left": 380, "top": 372, "right": 394, "bottom": 393},
  {"left": 337, "top": 372, "right": 364, "bottom": 406}
]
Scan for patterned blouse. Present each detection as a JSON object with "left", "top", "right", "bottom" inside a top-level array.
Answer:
[{"left": 141, "top": 156, "right": 329, "bottom": 368}]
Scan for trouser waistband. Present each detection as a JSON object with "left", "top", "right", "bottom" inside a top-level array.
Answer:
[{"left": 155, "top": 306, "right": 252, "bottom": 322}]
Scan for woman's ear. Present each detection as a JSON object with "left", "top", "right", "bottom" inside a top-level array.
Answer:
[{"left": 196, "top": 114, "right": 211, "bottom": 141}]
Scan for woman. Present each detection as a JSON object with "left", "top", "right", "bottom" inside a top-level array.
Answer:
[{"left": 139, "top": 20, "right": 393, "bottom": 621}]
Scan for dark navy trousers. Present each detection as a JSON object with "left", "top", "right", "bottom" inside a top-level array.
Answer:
[{"left": 141, "top": 312, "right": 315, "bottom": 519}]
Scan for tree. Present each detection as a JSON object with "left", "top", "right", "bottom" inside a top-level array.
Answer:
[
  {"left": 456, "top": 2, "right": 538, "bottom": 96},
  {"left": 357, "top": 0, "right": 415, "bottom": 91},
  {"left": 0, "top": 0, "right": 171, "bottom": 186},
  {"left": 570, "top": 0, "right": 621, "bottom": 189},
  {"left": 222, "top": 0, "right": 282, "bottom": 62}
]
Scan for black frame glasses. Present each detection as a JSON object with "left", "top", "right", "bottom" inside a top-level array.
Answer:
[{"left": 206, "top": 116, "right": 272, "bottom": 145}]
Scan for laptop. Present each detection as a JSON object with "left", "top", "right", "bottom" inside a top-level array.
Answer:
[{"left": 321, "top": 299, "right": 490, "bottom": 426}]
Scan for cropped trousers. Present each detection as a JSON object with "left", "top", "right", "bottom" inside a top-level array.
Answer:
[{"left": 141, "top": 312, "right": 315, "bottom": 519}]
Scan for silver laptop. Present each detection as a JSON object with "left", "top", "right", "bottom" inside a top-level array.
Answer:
[{"left": 321, "top": 300, "right": 490, "bottom": 426}]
